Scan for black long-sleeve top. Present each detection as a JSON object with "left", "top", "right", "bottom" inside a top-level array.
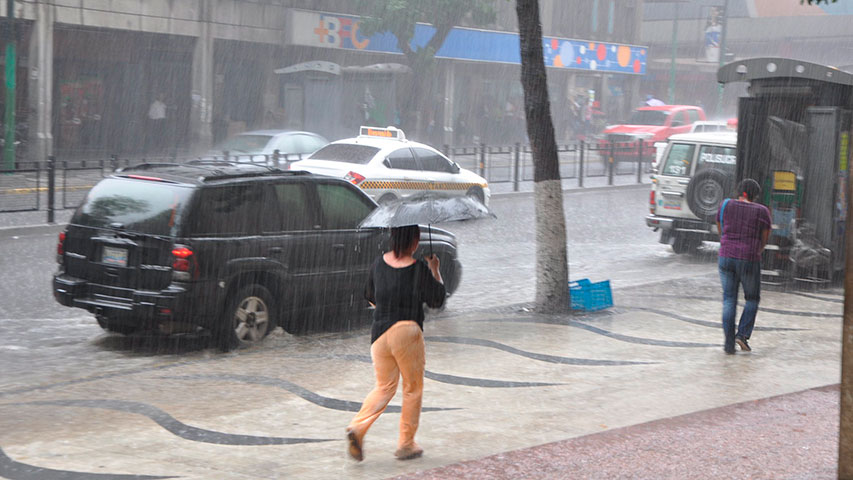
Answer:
[{"left": 364, "top": 257, "right": 446, "bottom": 344}]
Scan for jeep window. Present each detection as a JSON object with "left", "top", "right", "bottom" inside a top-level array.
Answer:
[
  {"left": 72, "top": 178, "right": 193, "bottom": 236},
  {"left": 316, "top": 183, "right": 376, "bottom": 230},
  {"left": 190, "top": 185, "right": 265, "bottom": 236},
  {"left": 661, "top": 143, "right": 696, "bottom": 177},
  {"left": 269, "top": 183, "right": 315, "bottom": 232},
  {"left": 386, "top": 148, "right": 421, "bottom": 171},
  {"left": 696, "top": 145, "right": 736, "bottom": 175},
  {"left": 628, "top": 110, "right": 669, "bottom": 126},
  {"left": 308, "top": 144, "right": 379, "bottom": 164}
]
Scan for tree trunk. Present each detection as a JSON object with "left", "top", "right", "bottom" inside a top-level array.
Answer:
[{"left": 516, "top": 0, "right": 569, "bottom": 313}]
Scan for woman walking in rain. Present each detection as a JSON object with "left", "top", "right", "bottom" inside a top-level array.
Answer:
[{"left": 346, "top": 225, "right": 445, "bottom": 461}]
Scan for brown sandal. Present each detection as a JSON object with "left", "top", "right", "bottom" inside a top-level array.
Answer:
[
  {"left": 346, "top": 430, "right": 363, "bottom": 462},
  {"left": 394, "top": 445, "right": 423, "bottom": 460}
]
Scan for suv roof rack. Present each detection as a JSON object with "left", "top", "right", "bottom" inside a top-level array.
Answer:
[{"left": 201, "top": 169, "right": 308, "bottom": 182}]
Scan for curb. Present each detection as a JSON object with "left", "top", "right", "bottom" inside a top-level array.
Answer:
[
  {"left": 0, "top": 183, "right": 650, "bottom": 234},
  {"left": 0, "top": 223, "right": 66, "bottom": 236}
]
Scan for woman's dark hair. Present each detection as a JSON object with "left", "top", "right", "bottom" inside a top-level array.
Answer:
[
  {"left": 736, "top": 178, "right": 761, "bottom": 201},
  {"left": 389, "top": 225, "right": 420, "bottom": 258}
]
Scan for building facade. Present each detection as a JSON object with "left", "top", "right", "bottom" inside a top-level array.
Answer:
[{"left": 1, "top": 0, "right": 646, "bottom": 162}]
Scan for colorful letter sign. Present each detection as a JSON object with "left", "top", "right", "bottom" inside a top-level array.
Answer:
[{"left": 289, "top": 10, "right": 647, "bottom": 75}]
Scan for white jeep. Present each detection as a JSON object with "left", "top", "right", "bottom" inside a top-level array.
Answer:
[{"left": 646, "top": 131, "right": 737, "bottom": 253}]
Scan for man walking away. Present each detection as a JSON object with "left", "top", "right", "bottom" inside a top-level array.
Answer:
[
  {"left": 716, "top": 178, "right": 771, "bottom": 354},
  {"left": 147, "top": 93, "right": 167, "bottom": 152}
]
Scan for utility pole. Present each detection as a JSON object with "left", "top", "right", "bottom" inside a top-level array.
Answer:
[
  {"left": 3, "top": 0, "right": 16, "bottom": 170},
  {"left": 668, "top": 2, "right": 679, "bottom": 105},
  {"left": 714, "top": 0, "right": 729, "bottom": 117}
]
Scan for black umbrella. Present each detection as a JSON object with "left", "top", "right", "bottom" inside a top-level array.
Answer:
[{"left": 359, "top": 192, "right": 497, "bottom": 253}]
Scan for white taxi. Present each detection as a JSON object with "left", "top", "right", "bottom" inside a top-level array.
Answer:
[{"left": 290, "top": 126, "right": 490, "bottom": 206}]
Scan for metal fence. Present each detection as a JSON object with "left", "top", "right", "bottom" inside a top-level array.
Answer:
[
  {"left": 1, "top": 140, "right": 650, "bottom": 222},
  {"left": 444, "top": 139, "right": 650, "bottom": 191}
]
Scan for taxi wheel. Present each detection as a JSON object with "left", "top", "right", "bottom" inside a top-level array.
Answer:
[
  {"left": 466, "top": 187, "right": 485, "bottom": 204},
  {"left": 378, "top": 193, "right": 398, "bottom": 205}
]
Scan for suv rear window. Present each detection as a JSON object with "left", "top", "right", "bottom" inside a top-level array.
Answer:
[
  {"left": 696, "top": 145, "right": 736, "bottom": 174},
  {"left": 661, "top": 143, "right": 696, "bottom": 177},
  {"left": 72, "top": 178, "right": 193, "bottom": 236},
  {"left": 308, "top": 144, "right": 380, "bottom": 164}
]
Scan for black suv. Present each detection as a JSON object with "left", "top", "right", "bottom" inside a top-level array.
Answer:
[{"left": 53, "top": 162, "right": 462, "bottom": 350}]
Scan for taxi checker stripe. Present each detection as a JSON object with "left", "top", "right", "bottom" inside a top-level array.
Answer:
[{"left": 360, "top": 181, "right": 485, "bottom": 191}]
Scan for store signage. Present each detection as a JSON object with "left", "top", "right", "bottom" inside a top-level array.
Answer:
[{"left": 289, "top": 10, "right": 647, "bottom": 75}]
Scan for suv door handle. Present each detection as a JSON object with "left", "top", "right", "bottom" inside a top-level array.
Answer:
[
  {"left": 332, "top": 244, "right": 345, "bottom": 250},
  {"left": 269, "top": 247, "right": 283, "bottom": 254},
  {"left": 678, "top": 179, "right": 690, "bottom": 185}
]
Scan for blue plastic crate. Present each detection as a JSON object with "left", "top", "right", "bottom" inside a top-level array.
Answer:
[{"left": 569, "top": 278, "right": 613, "bottom": 311}]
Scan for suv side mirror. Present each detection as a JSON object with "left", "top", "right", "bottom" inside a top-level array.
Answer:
[
  {"left": 451, "top": 162, "right": 460, "bottom": 174},
  {"left": 671, "top": 119, "right": 684, "bottom": 127},
  {"left": 383, "top": 158, "right": 392, "bottom": 168}
]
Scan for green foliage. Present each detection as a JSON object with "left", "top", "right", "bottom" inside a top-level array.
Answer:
[{"left": 355, "top": 0, "right": 496, "bottom": 66}]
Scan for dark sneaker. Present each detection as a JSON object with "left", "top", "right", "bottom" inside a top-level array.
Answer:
[{"left": 735, "top": 336, "right": 751, "bottom": 352}]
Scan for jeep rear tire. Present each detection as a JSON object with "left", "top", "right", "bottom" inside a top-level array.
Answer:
[
  {"left": 217, "top": 284, "right": 275, "bottom": 352},
  {"left": 686, "top": 169, "right": 734, "bottom": 223},
  {"left": 670, "top": 235, "right": 701, "bottom": 254}
]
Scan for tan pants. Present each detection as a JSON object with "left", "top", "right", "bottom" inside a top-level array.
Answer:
[{"left": 347, "top": 321, "right": 425, "bottom": 450}]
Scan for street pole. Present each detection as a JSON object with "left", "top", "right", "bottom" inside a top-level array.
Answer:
[
  {"left": 668, "top": 2, "right": 679, "bottom": 105},
  {"left": 841, "top": 164, "right": 853, "bottom": 480},
  {"left": 714, "top": 0, "right": 729, "bottom": 117},
  {"left": 3, "top": 0, "right": 16, "bottom": 171}
]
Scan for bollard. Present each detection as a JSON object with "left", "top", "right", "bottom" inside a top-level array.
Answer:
[
  {"left": 111, "top": 154, "right": 118, "bottom": 172},
  {"left": 513, "top": 142, "right": 520, "bottom": 192},
  {"left": 608, "top": 142, "right": 615, "bottom": 185},
  {"left": 636, "top": 139, "right": 644, "bottom": 183},
  {"left": 479, "top": 143, "right": 486, "bottom": 177},
  {"left": 47, "top": 156, "right": 55, "bottom": 224},
  {"left": 223, "top": 150, "right": 229, "bottom": 162},
  {"left": 273, "top": 149, "right": 281, "bottom": 168},
  {"left": 578, "top": 140, "right": 585, "bottom": 188}
]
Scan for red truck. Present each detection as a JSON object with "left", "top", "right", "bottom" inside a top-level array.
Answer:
[{"left": 600, "top": 105, "right": 706, "bottom": 163}]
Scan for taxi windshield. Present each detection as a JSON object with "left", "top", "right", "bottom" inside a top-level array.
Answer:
[{"left": 308, "top": 144, "right": 380, "bottom": 164}]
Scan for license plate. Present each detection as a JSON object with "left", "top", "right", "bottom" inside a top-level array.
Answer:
[
  {"left": 662, "top": 198, "right": 682, "bottom": 210},
  {"left": 102, "top": 246, "right": 128, "bottom": 267}
]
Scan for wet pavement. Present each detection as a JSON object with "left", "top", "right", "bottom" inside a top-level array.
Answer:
[
  {"left": 0, "top": 275, "right": 842, "bottom": 479},
  {"left": 0, "top": 182, "right": 844, "bottom": 479}
]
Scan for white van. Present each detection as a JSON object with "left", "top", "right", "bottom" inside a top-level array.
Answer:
[{"left": 645, "top": 131, "right": 737, "bottom": 253}]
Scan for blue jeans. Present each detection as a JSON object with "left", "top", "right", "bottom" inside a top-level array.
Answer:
[{"left": 719, "top": 256, "right": 761, "bottom": 350}]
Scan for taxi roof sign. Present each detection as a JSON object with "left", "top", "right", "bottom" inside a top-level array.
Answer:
[{"left": 359, "top": 126, "right": 406, "bottom": 141}]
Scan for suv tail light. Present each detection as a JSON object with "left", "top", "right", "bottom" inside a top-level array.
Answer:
[
  {"left": 345, "top": 171, "right": 366, "bottom": 185},
  {"left": 649, "top": 190, "right": 656, "bottom": 214},
  {"left": 171, "top": 245, "right": 197, "bottom": 282},
  {"left": 57, "top": 231, "right": 66, "bottom": 263}
]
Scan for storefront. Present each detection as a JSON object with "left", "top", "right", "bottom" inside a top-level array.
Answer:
[
  {"left": 52, "top": 27, "right": 194, "bottom": 156},
  {"left": 284, "top": 8, "right": 648, "bottom": 147}
]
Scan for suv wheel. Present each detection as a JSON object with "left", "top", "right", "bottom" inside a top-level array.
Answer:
[
  {"left": 96, "top": 316, "right": 138, "bottom": 335},
  {"left": 671, "top": 235, "right": 701, "bottom": 254},
  {"left": 217, "top": 284, "right": 275, "bottom": 351},
  {"left": 686, "top": 169, "right": 734, "bottom": 223}
]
